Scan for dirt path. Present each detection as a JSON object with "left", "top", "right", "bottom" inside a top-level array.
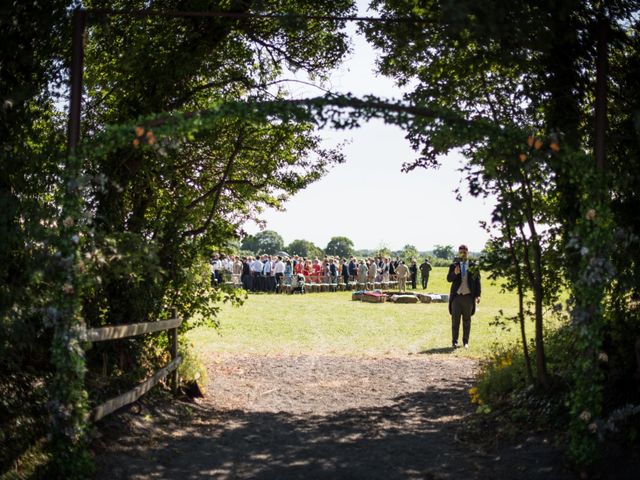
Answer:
[{"left": 93, "top": 354, "right": 572, "bottom": 479}]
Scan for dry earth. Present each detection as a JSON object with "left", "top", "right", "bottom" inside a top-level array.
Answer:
[{"left": 92, "top": 353, "right": 581, "bottom": 479}]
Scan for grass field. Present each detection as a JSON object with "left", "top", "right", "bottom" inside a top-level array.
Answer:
[{"left": 187, "top": 267, "right": 526, "bottom": 358}]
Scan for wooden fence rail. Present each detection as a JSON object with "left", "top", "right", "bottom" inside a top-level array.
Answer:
[
  {"left": 86, "top": 317, "right": 182, "bottom": 342},
  {"left": 85, "top": 314, "right": 182, "bottom": 422}
]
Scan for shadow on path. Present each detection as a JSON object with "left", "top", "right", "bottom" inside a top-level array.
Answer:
[
  {"left": 418, "top": 347, "right": 457, "bottom": 355},
  {"left": 95, "top": 371, "right": 571, "bottom": 479}
]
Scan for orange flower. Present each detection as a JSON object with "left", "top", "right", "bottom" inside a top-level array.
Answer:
[
  {"left": 135, "top": 126, "right": 144, "bottom": 137},
  {"left": 519, "top": 153, "right": 527, "bottom": 162},
  {"left": 133, "top": 138, "right": 140, "bottom": 147},
  {"left": 527, "top": 135, "right": 535, "bottom": 147},
  {"left": 550, "top": 142, "right": 560, "bottom": 152},
  {"left": 534, "top": 139, "right": 544, "bottom": 150}
]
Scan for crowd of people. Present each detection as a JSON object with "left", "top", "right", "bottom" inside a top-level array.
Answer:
[
  {"left": 210, "top": 253, "right": 433, "bottom": 293},
  {"left": 212, "top": 243, "right": 481, "bottom": 350}
]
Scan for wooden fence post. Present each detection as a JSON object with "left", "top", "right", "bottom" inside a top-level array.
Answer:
[{"left": 170, "top": 308, "right": 179, "bottom": 395}]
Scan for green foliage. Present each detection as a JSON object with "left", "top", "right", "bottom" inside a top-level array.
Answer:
[
  {"left": 241, "top": 230, "right": 285, "bottom": 255},
  {"left": 365, "top": 0, "right": 640, "bottom": 470},
  {"left": 2, "top": 0, "right": 357, "bottom": 476},
  {"left": 325, "top": 236, "right": 355, "bottom": 258},
  {"left": 432, "top": 245, "right": 454, "bottom": 260},
  {"left": 4, "top": 0, "right": 640, "bottom": 475},
  {"left": 400, "top": 244, "right": 419, "bottom": 262},
  {"left": 286, "top": 238, "right": 324, "bottom": 258},
  {"left": 177, "top": 336, "right": 208, "bottom": 390},
  {"left": 475, "top": 345, "right": 534, "bottom": 408},
  {"left": 428, "top": 257, "right": 452, "bottom": 267},
  {"left": 373, "top": 244, "right": 391, "bottom": 258}
]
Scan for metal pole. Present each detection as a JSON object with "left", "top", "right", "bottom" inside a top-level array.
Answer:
[
  {"left": 68, "top": 8, "right": 86, "bottom": 154},
  {"left": 594, "top": 15, "right": 608, "bottom": 172}
]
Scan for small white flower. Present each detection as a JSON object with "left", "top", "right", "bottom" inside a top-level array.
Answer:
[
  {"left": 580, "top": 246, "right": 589, "bottom": 256},
  {"left": 598, "top": 352, "right": 608, "bottom": 363},
  {"left": 579, "top": 410, "right": 592, "bottom": 422}
]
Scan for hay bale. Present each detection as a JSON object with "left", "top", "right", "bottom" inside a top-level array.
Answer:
[
  {"left": 391, "top": 294, "right": 419, "bottom": 304},
  {"left": 416, "top": 293, "right": 432, "bottom": 303},
  {"left": 361, "top": 293, "right": 386, "bottom": 303}
]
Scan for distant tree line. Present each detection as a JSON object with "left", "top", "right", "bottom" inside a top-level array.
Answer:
[{"left": 238, "top": 230, "right": 466, "bottom": 264}]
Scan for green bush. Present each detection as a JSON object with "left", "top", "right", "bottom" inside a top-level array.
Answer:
[{"left": 177, "top": 337, "right": 208, "bottom": 391}]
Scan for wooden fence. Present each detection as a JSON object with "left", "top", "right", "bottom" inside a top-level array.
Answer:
[{"left": 85, "top": 314, "right": 182, "bottom": 422}]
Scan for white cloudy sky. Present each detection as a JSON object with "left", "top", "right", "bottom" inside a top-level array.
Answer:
[{"left": 243, "top": 2, "right": 495, "bottom": 252}]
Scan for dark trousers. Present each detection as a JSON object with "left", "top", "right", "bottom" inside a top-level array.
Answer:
[
  {"left": 254, "top": 273, "right": 264, "bottom": 292},
  {"left": 421, "top": 274, "right": 429, "bottom": 290},
  {"left": 265, "top": 275, "right": 276, "bottom": 292},
  {"left": 410, "top": 274, "right": 417, "bottom": 289},
  {"left": 451, "top": 294, "right": 474, "bottom": 345}
]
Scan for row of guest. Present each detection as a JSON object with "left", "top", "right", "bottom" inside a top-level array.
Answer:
[{"left": 212, "top": 254, "right": 433, "bottom": 292}]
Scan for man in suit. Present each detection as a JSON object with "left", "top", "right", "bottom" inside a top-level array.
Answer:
[
  {"left": 348, "top": 257, "right": 358, "bottom": 282},
  {"left": 409, "top": 259, "right": 418, "bottom": 289},
  {"left": 341, "top": 258, "right": 350, "bottom": 288},
  {"left": 447, "top": 244, "right": 481, "bottom": 349},
  {"left": 419, "top": 258, "right": 432, "bottom": 289}
]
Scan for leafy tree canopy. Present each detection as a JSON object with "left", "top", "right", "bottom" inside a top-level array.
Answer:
[
  {"left": 287, "top": 239, "right": 324, "bottom": 258},
  {"left": 325, "top": 236, "right": 355, "bottom": 257},
  {"left": 432, "top": 245, "right": 454, "bottom": 260},
  {"left": 241, "top": 230, "right": 285, "bottom": 255}
]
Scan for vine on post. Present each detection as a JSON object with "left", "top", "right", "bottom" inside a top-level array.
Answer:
[{"left": 48, "top": 153, "right": 92, "bottom": 478}]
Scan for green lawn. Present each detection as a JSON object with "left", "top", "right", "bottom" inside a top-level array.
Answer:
[{"left": 187, "top": 267, "right": 525, "bottom": 358}]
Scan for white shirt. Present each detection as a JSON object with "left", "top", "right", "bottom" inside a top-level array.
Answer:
[
  {"left": 262, "top": 260, "right": 272, "bottom": 275},
  {"left": 250, "top": 259, "right": 263, "bottom": 273},
  {"left": 274, "top": 260, "right": 285, "bottom": 274}
]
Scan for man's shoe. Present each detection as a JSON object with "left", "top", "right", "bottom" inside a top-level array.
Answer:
[
  {"left": 452, "top": 342, "right": 458, "bottom": 349},
  {"left": 464, "top": 343, "right": 469, "bottom": 349}
]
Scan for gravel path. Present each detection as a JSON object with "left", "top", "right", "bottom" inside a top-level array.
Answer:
[{"left": 93, "top": 354, "right": 573, "bottom": 479}]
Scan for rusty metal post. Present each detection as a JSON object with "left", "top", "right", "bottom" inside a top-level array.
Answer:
[
  {"left": 594, "top": 15, "right": 608, "bottom": 172},
  {"left": 68, "top": 8, "right": 86, "bottom": 155}
]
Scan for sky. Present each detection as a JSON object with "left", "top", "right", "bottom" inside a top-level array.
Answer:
[{"left": 243, "top": 3, "right": 495, "bottom": 253}]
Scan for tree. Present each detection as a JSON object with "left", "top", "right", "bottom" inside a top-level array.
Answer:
[
  {"left": 287, "top": 239, "right": 324, "bottom": 258},
  {"left": 325, "top": 236, "right": 354, "bottom": 257},
  {"left": 432, "top": 245, "right": 454, "bottom": 260},
  {"left": 241, "top": 230, "right": 285, "bottom": 255},
  {"left": 1, "top": 1, "right": 357, "bottom": 475},
  {"left": 400, "top": 244, "right": 419, "bottom": 262},
  {"left": 0, "top": 3, "right": 95, "bottom": 476},
  {"left": 79, "top": 0, "right": 353, "bottom": 387},
  {"left": 364, "top": 0, "right": 640, "bottom": 467},
  {"left": 375, "top": 244, "right": 392, "bottom": 258}
]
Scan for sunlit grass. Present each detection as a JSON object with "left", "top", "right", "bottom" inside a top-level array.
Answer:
[{"left": 187, "top": 267, "right": 529, "bottom": 358}]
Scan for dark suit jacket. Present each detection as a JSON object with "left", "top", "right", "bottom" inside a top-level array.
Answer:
[
  {"left": 447, "top": 261, "right": 481, "bottom": 315},
  {"left": 348, "top": 261, "right": 357, "bottom": 276}
]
